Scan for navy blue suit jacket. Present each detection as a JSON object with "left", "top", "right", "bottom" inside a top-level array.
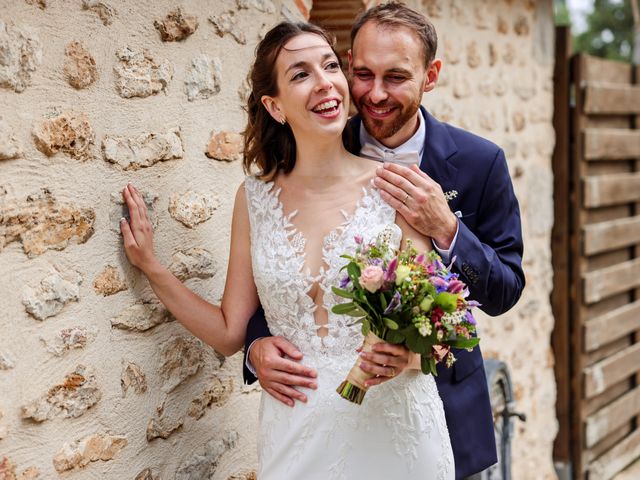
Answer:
[{"left": 243, "top": 107, "right": 525, "bottom": 479}]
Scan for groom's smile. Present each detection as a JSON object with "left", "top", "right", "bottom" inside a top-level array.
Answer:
[{"left": 348, "top": 21, "right": 441, "bottom": 149}]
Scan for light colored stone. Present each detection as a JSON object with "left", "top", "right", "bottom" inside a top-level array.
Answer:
[
  {"left": 236, "top": 0, "right": 275, "bottom": 13},
  {"left": 473, "top": 2, "right": 491, "bottom": 29},
  {"left": 22, "top": 267, "right": 82, "bottom": 321},
  {"left": 0, "top": 410, "right": 5, "bottom": 440},
  {"left": 169, "top": 247, "right": 217, "bottom": 281},
  {"left": 0, "top": 457, "right": 16, "bottom": 480},
  {"left": 0, "top": 351, "right": 15, "bottom": 370},
  {"left": 209, "top": 12, "right": 246, "bottom": 44},
  {"left": 135, "top": 468, "right": 159, "bottom": 480},
  {"left": 159, "top": 336, "right": 204, "bottom": 393},
  {"left": 154, "top": 8, "right": 198, "bottom": 42},
  {"left": 513, "top": 111, "right": 526, "bottom": 131},
  {"left": 41, "top": 326, "right": 96, "bottom": 357},
  {"left": 32, "top": 111, "right": 94, "bottom": 160},
  {"left": 111, "top": 302, "right": 172, "bottom": 332},
  {"left": 421, "top": 0, "right": 443, "bottom": 18},
  {"left": 93, "top": 265, "right": 127, "bottom": 296},
  {"left": 102, "top": 127, "right": 183, "bottom": 170},
  {"left": 81, "top": 1, "right": 116, "bottom": 26},
  {"left": 0, "top": 20, "right": 42, "bottom": 93},
  {"left": 63, "top": 41, "right": 98, "bottom": 89},
  {"left": 479, "top": 111, "right": 497, "bottom": 131},
  {"left": 453, "top": 75, "right": 472, "bottom": 98},
  {"left": 175, "top": 431, "right": 238, "bottom": 480},
  {"left": 497, "top": 16, "right": 509, "bottom": 34},
  {"left": 121, "top": 362, "right": 147, "bottom": 396},
  {"left": 238, "top": 75, "right": 251, "bottom": 103},
  {"left": 168, "top": 191, "right": 218, "bottom": 228},
  {"left": 466, "top": 41, "right": 481, "bottom": 68},
  {"left": 21, "top": 365, "right": 101, "bottom": 422},
  {"left": 0, "top": 119, "right": 22, "bottom": 160},
  {"left": 146, "top": 404, "right": 183, "bottom": 441},
  {"left": 443, "top": 38, "right": 461, "bottom": 65},
  {"left": 502, "top": 43, "right": 515, "bottom": 64},
  {"left": 185, "top": 55, "right": 222, "bottom": 101},
  {"left": 206, "top": 131, "right": 243, "bottom": 162},
  {"left": 514, "top": 16, "right": 530, "bottom": 36},
  {"left": 188, "top": 377, "right": 233, "bottom": 420},
  {"left": 0, "top": 190, "right": 96, "bottom": 257},
  {"left": 52, "top": 433, "right": 127, "bottom": 473},
  {"left": 109, "top": 190, "right": 159, "bottom": 233},
  {"left": 114, "top": 47, "right": 173, "bottom": 99}
]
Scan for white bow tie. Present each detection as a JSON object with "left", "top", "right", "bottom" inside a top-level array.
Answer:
[{"left": 360, "top": 143, "right": 421, "bottom": 167}]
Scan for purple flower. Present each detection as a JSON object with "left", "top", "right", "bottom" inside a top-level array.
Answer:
[
  {"left": 465, "top": 311, "right": 477, "bottom": 325},
  {"left": 339, "top": 275, "right": 351, "bottom": 289},
  {"left": 354, "top": 235, "right": 363, "bottom": 245},
  {"left": 383, "top": 291, "right": 402, "bottom": 314},
  {"left": 431, "top": 276, "right": 448, "bottom": 293},
  {"left": 384, "top": 256, "right": 398, "bottom": 283},
  {"left": 447, "top": 279, "right": 465, "bottom": 294},
  {"left": 415, "top": 253, "right": 426, "bottom": 265}
]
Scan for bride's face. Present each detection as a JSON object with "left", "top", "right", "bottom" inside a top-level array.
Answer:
[{"left": 263, "top": 33, "right": 349, "bottom": 141}]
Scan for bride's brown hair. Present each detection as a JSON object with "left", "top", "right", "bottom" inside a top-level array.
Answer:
[{"left": 243, "top": 22, "right": 339, "bottom": 181}]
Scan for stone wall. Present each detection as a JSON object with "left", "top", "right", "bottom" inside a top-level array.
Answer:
[{"left": 0, "top": 0, "right": 556, "bottom": 479}]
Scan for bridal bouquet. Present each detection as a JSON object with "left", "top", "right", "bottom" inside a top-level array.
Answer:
[{"left": 332, "top": 232, "right": 480, "bottom": 405}]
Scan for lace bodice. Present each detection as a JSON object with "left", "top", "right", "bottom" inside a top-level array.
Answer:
[
  {"left": 244, "top": 175, "right": 400, "bottom": 360},
  {"left": 244, "top": 175, "right": 453, "bottom": 480}
]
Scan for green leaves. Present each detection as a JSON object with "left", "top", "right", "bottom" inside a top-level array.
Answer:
[
  {"left": 383, "top": 317, "right": 399, "bottom": 330},
  {"left": 421, "top": 355, "right": 438, "bottom": 376},
  {"left": 331, "top": 286, "right": 354, "bottom": 299},
  {"left": 447, "top": 337, "right": 480, "bottom": 349}
]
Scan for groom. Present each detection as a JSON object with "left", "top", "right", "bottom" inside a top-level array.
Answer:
[{"left": 243, "top": 3, "right": 524, "bottom": 479}]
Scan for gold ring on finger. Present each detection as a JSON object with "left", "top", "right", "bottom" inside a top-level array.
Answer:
[{"left": 402, "top": 193, "right": 410, "bottom": 205}]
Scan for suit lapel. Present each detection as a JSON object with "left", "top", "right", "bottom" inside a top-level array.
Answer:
[{"left": 419, "top": 106, "right": 458, "bottom": 192}]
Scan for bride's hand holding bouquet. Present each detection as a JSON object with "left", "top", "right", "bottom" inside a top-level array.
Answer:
[{"left": 332, "top": 232, "right": 480, "bottom": 404}]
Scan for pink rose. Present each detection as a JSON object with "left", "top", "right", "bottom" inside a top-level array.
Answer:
[{"left": 359, "top": 265, "right": 384, "bottom": 293}]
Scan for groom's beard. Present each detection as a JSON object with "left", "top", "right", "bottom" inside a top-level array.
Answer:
[{"left": 356, "top": 95, "right": 422, "bottom": 142}]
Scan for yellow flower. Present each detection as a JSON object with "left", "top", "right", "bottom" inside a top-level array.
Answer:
[
  {"left": 395, "top": 265, "right": 411, "bottom": 285},
  {"left": 420, "top": 295, "right": 434, "bottom": 312}
]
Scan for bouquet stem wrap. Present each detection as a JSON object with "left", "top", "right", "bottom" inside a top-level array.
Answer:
[{"left": 336, "top": 331, "right": 383, "bottom": 405}]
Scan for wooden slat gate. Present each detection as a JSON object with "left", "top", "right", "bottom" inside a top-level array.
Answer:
[{"left": 552, "top": 26, "right": 640, "bottom": 480}]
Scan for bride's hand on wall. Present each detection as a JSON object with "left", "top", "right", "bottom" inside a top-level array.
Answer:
[{"left": 120, "top": 183, "right": 159, "bottom": 273}]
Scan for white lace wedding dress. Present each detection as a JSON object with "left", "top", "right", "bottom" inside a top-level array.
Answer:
[{"left": 245, "top": 176, "right": 454, "bottom": 480}]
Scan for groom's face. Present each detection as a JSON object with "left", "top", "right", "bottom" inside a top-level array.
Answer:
[{"left": 349, "top": 22, "right": 440, "bottom": 148}]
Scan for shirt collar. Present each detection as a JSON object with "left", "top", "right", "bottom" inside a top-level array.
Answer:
[{"left": 359, "top": 109, "right": 426, "bottom": 164}]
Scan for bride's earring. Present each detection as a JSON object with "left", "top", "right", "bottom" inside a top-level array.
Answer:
[{"left": 279, "top": 116, "right": 286, "bottom": 125}]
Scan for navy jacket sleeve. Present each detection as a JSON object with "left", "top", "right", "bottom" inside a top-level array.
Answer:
[
  {"left": 242, "top": 306, "right": 271, "bottom": 384},
  {"left": 451, "top": 148, "right": 525, "bottom": 316}
]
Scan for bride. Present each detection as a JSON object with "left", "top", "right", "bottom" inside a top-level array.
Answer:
[{"left": 121, "top": 21, "right": 453, "bottom": 479}]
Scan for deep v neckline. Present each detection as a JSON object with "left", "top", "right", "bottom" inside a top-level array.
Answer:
[{"left": 265, "top": 179, "right": 375, "bottom": 283}]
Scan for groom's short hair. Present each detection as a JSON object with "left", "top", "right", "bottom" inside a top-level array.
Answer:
[{"left": 350, "top": 1, "right": 438, "bottom": 67}]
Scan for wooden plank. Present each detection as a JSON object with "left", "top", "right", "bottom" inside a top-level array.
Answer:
[
  {"left": 584, "top": 423, "right": 633, "bottom": 467},
  {"left": 584, "top": 129, "right": 640, "bottom": 160},
  {"left": 584, "top": 300, "right": 640, "bottom": 351},
  {"left": 583, "top": 83, "right": 640, "bottom": 115},
  {"left": 585, "top": 378, "right": 632, "bottom": 417},
  {"left": 583, "top": 216, "right": 640, "bottom": 255},
  {"left": 589, "top": 429, "right": 640, "bottom": 480},
  {"left": 582, "top": 55, "right": 632, "bottom": 84},
  {"left": 585, "top": 386, "right": 640, "bottom": 448},
  {"left": 583, "top": 172, "right": 640, "bottom": 207},
  {"left": 586, "top": 336, "right": 632, "bottom": 366},
  {"left": 584, "top": 342, "right": 640, "bottom": 398},
  {"left": 583, "top": 258, "right": 640, "bottom": 304},
  {"left": 550, "top": 25, "right": 572, "bottom": 466}
]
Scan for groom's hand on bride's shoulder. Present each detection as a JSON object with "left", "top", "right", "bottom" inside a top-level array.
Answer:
[{"left": 250, "top": 336, "right": 318, "bottom": 407}]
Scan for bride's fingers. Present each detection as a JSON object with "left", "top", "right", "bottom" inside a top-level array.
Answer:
[
  {"left": 130, "top": 184, "right": 150, "bottom": 223},
  {"left": 123, "top": 185, "right": 142, "bottom": 227},
  {"left": 120, "top": 218, "right": 139, "bottom": 255},
  {"left": 359, "top": 361, "right": 397, "bottom": 379}
]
